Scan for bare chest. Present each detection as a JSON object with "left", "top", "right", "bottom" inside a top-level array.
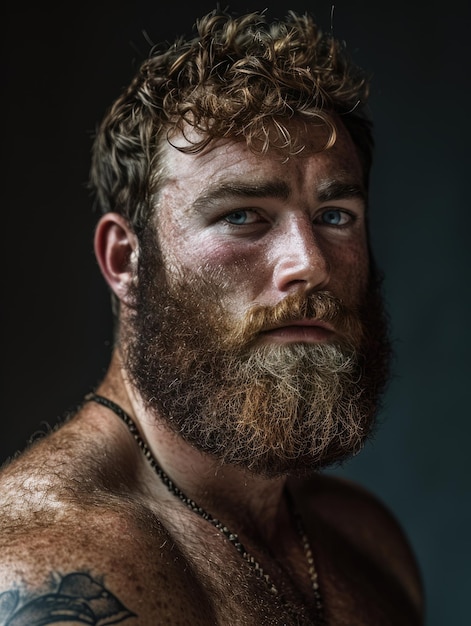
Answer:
[
  {"left": 152, "top": 510, "right": 321, "bottom": 626},
  {"left": 153, "top": 513, "right": 421, "bottom": 626}
]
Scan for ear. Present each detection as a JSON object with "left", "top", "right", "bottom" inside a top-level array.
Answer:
[{"left": 94, "top": 212, "right": 139, "bottom": 306}]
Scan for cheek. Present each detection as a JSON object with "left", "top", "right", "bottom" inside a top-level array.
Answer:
[
  {"left": 163, "top": 216, "right": 258, "bottom": 272},
  {"left": 162, "top": 230, "right": 266, "bottom": 295},
  {"left": 202, "top": 241, "right": 270, "bottom": 300},
  {"left": 327, "top": 240, "right": 370, "bottom": 304}
]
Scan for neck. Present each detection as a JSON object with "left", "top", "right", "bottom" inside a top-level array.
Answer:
[{"left": 96, "top": 349, "right": 289, "bottom": 539}]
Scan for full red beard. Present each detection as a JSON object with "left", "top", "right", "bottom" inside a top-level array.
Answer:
[{"left": 123, "top": 227, "right": 391, "bottom": 477}]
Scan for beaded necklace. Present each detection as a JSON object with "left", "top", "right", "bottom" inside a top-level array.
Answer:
[{"left": 86, "top": 392, "right": 325, "bottom": 624}]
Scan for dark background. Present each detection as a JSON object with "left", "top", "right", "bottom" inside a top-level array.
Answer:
[{"left": 2, "top": 1, "right": 470, "bottom": 624}]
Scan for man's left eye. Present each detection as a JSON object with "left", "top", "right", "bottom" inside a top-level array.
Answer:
[{"left": 320, "top": 209, "right": 351, "bottom": 226}]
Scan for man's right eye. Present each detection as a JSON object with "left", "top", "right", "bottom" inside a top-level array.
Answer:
[{"left": 224, "top": 210, "right": 254, "bottom": 225}]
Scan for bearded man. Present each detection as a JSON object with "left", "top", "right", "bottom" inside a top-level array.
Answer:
[{"left": 0, "top": 9, "right": 424, "bottom": 625}]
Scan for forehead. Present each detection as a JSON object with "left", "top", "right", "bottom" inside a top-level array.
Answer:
[{"left": 158, "top": 120, "right": 364, "bottom": 206}]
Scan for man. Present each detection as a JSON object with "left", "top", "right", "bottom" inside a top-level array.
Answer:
[{"left": 0, "top": 8, "right": 424, "bottom": 625}]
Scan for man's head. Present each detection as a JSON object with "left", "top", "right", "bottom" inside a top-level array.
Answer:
[
  {"left": 91, "top": 9, "right": 391, "bottom": 477},
  {"left": 90, "top": 8, "right": 373, "bottom": 234}
]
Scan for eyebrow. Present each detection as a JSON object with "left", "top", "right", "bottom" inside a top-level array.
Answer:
[
  {"left": 190, "top": 180, "right": 291, "bottom": 213},
  {"left": 316, "top": 180, "right": 367, "bottom": 203},
  {"left": 189, "top": 178, "right": 366, "bottom": 214}
]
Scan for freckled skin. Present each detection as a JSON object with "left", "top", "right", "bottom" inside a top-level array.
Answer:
[{"left": 157, "top": 123, "right": 369, "bottom": 321}]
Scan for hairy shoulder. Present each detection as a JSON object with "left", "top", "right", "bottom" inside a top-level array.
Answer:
[
  {"left": 0, "top": 415, "right": 215, "bottom": 624},
  {"left": 1, "top": 423, "right": 114, "bottom": 523},
  {"left": 293, "top": 472, "right": 424, "bottom": 618},
  {"left": 0, "top": 507, "right": 214, "bottom": 625}
]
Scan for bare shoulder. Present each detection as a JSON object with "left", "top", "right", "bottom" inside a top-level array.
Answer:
[
  {"left": 0, "top": 412, "right": 215, "bottom": 625},
  {"left": 292, "top": 472, "right": 424, "bottom": 620},
  {"left": 0, "top": 507, "right": 214, "bottom": 625}
]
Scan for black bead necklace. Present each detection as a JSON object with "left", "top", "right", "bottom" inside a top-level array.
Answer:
[{"left": 86, "top": 392, "right": 326, "bottom": 624}]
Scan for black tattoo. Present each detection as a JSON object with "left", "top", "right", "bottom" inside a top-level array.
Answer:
[{"left": 0, "top": 572, "right": 136, "bottom": 625}]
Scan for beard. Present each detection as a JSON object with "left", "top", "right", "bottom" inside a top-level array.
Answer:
[{"left": 123, "top": 227, "right": 392, "bottom": 478}]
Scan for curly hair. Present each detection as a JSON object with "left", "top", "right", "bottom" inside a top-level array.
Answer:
[{"left": 89, "top": 8, "right": 373, "bottom": 232}]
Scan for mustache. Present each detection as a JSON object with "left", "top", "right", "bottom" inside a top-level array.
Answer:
[{"left": 221, "top": 290, "right": 364, "bottom": 349}]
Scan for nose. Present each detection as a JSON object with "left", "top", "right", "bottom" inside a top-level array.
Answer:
[{"left": 272, "top": 215, "right": 330, "bottom": 294}]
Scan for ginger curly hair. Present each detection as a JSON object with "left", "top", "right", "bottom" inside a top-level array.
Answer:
[{"left": 90, "top": 8, "right": 373, "bottom": 232}]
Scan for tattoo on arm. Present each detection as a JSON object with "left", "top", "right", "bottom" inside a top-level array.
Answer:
[{"left": 0, "top": 572, "right": 136, "bottom": 625}]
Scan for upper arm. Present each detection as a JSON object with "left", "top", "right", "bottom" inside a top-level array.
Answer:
[
  {"left": 0, "top": 567, "right": 136, "bottom": 625},
  {"left": 0, "top": 510, "right": 215, "bottom": 626}
]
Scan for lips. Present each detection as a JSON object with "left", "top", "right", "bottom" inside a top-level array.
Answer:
[
  {"left": 260, "top": 319, "right": 336, "bottom": 343},
  {"left": 263, "top": 318, "right": 335, "bottom": 331}
]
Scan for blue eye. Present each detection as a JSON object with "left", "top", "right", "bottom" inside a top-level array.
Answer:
[
  {"left": 224, "top": 210, "right": 249, "bottom": 225},
  {"left": 321, "top": 209, "right": 349, "bottom": 226}
]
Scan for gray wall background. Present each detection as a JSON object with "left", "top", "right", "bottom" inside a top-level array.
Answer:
[{"left": 2, "top": 1, "right": 470, "bottom": 624}]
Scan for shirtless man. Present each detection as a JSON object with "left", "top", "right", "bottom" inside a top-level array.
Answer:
[{"left": 0, "top": 9, "right": 424, "bottom": 625}]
